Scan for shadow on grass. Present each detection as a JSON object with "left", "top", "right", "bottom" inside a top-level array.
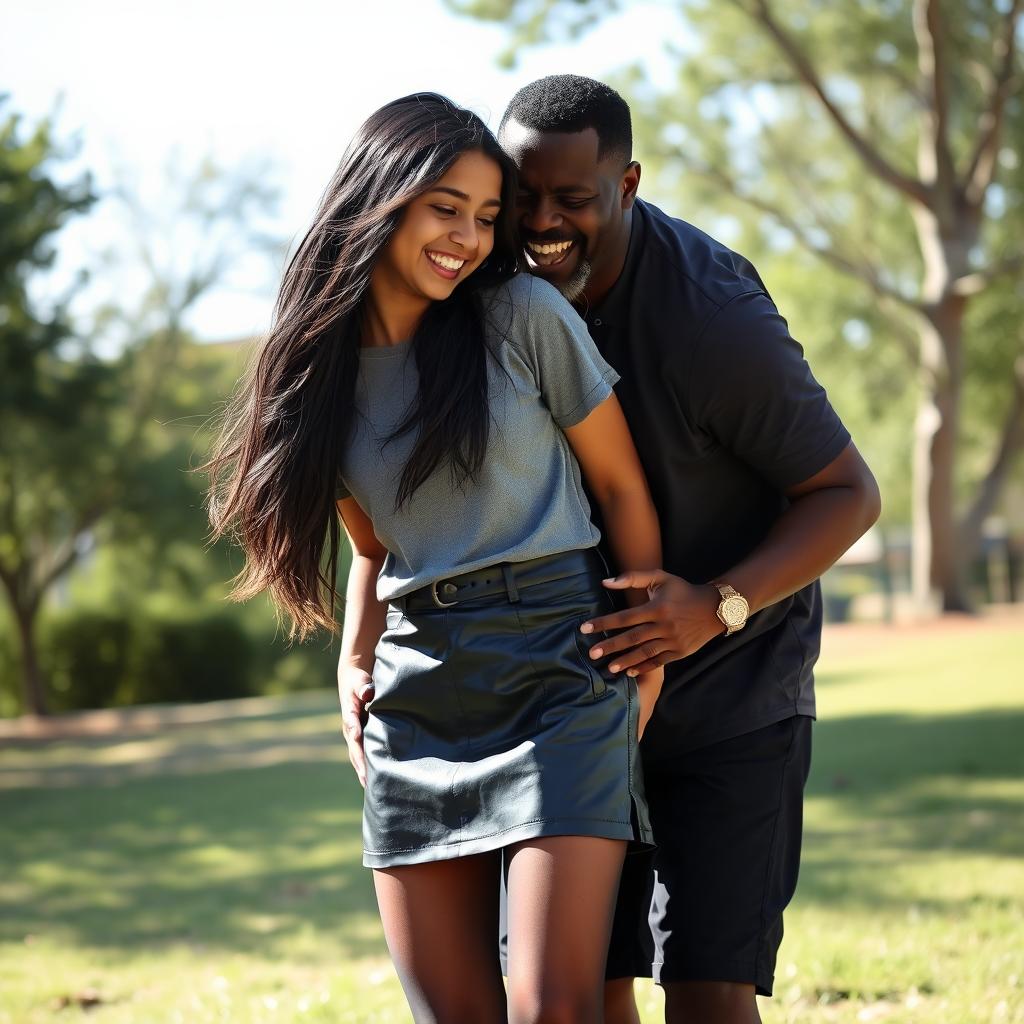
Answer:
[
  {"left": 3, "top": 703, "right": 1022, "bottom": 953},
  {"left": 0, "top": 759, "right": 384, "bottom": 960},
  {"left": 797, "top": 707, "right": 1024, "bottom": 909},
  {"left": 809, "top": 707, "right": 1024, "bottom": 795}
]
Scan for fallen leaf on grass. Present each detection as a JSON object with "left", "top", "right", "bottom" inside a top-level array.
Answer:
[
  {"left": 51, "top": 988, "right": 105, "bottom": 1011},
  {"left": 816, "top": 987, "right": 901, "bottom": 1004}
]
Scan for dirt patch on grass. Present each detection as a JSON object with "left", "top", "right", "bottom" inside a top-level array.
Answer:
[
  {"left": 821, "top": 604, "right": 1024, "bottom": 660},
  {"left": 0, "top": 690, "right": 335, "bottom": 743}
]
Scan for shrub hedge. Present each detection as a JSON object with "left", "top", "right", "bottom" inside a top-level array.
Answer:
[{"left": 0, "top": 605, "right": 339, "bottom": 714}]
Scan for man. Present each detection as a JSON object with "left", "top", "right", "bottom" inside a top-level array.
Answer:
[{"left": 497, "top": 76, "right": 881, "bottom": 1024}]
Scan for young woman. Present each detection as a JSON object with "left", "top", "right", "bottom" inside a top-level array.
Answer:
[{"left": 206, "top": 93, "right": 662, "bottom": 1023}]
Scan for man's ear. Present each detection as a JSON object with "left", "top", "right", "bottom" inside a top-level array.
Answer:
[{"left": 621, "top": 161, "right": 641, "bottom": 210}]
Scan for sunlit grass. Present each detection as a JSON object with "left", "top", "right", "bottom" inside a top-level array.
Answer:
[
  {"left": 1, "top": 618, "right": 1021, "bottom": 1022},
  {"left": 770, "top": 622, "right": 1024, "bottom": 1023}
]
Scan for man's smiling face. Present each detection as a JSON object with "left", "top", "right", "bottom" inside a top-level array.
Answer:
[{"left": 499, "top": 119, "right": 637, "bottom": 304}]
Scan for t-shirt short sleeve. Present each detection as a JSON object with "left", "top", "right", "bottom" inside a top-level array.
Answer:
[
  {"left": 335, "top": 475, "right": 351, "bottom": 500},
  {"left": 519, "top": 278, "right": 620, "bottom": 428},
  {"left": 688, "top": 291, "right": 851, "bottom": 490}
]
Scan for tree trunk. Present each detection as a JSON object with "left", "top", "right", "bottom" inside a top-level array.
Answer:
[
  {"left": 913, "top": 316, "right": 970, "bottom": 612},
  {"left": 911, "top": 379, "right": 938, "bottom": 611},
  {"left": 13, "top": 602, "right": 48, "bottom": 717},
  {"left": 930, "top": 299, "right": 971, "bottom": 611},
  {"left": 910, "top": 199, "right": 973, "bottom": 614},
  {"left": 928, "top": 395, "right": 971, "bottom": 611}
]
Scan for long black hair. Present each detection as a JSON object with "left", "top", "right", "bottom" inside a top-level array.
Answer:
[{"left": 204, "top": 93, "right": 520, "bottom": 638}]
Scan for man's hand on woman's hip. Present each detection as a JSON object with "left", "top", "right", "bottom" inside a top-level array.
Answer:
[{"left": 580, "top": 570, "right": 724, "bottom": 677}]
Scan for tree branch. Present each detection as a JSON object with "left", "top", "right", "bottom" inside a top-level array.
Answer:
[
  {"left": 874, "top": 61, "right": 927, "bottom": 107},
  {"left": 683, "top": 159, "right": 924, "bottom": 367},
  {"left": 0, "top": 560, "right": 17, "bottom": 602},
  {"left": 912, "top": 0, "right": 957, "bottom": 196},
  {"left": 689, "top": 159, "right": 923, "bottom": 316},
  {"left": 963, "top": 0, "right": 1023, "bottom": 207},
  {"left": 951, "top": 253, "right": 1024, "bottom": 297},
  {"left": 751, "top": 100, "right": 918, "bottom": 307},
  {"left": 732, "top": 0, "right": 932, "bottom": 207},
  {"left": 34, "top": 501, "right": 109, "bottom": 599}
]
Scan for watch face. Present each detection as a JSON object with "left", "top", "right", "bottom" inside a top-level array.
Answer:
[{"left": 721, "top": 596, "right": 747, "bottom": 626}]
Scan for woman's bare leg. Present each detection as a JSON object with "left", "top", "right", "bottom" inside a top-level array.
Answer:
[
  {"left": 505, "top": 835, "right": 627, "bottom": 1024},
  {"left": 373, "top": 851, "right": 507, "bottom": 1024}
]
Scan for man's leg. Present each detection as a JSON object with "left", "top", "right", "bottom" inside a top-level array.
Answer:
[
  {"left": 647, "top": 716, "right": 813, "bottom": 1024},
  {"left": 604, "top": 978, "right": 642, "bottom": 1024},
  {"left": 663, "top": 982, "right": 760, "bottom": 1024}
]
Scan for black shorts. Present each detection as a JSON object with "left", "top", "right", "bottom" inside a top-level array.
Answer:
[{"left": 606, "top": 715, "right": 813, "bottom": 997}]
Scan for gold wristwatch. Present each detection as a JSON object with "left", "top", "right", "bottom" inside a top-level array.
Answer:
[{"left": 712, "top": 582, "right": 750, "bottom": 636}]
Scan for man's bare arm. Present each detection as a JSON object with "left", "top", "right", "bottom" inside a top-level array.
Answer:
[{"left": 580, "top": 442, "right": 881, "bottom": 675}]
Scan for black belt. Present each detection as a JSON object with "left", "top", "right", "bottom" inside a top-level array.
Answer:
[{"left": 394, "top": 548, "right": 601, "bottom": 612}]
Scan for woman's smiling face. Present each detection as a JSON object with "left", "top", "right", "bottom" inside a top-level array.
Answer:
[{"left": 372, "top": 149, "right": 503, "bottom": 305}]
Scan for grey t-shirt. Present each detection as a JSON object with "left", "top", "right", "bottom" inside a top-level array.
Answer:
[{"left": 336, "top": 274, "right": 619, "bottom": 602}]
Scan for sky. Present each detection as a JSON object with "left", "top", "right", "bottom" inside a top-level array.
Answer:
[{"left": 2, "top": 0, "right": 685, "bottom": 342}]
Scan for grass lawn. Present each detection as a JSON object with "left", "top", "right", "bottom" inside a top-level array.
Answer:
[{"left": 1, "top": 615, "right": 1022, "bottom": 1023}]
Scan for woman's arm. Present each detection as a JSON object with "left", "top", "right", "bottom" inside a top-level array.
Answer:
[
  {"left": 337, "top": 496, "right": 388, "bottom": 787},
  {"left": 564, "top": 392, "right": 662, "bottom": 607},
  {"left": 563, "top": 393, "right": 664, "bottom": 735}
]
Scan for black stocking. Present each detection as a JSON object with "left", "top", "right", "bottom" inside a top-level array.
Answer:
[
  {"left": 373, "top": 851, "right": 507, "bottom": 1024},
  {"left": 504, "top": 836, "right": 627, "bottom": 1023}
]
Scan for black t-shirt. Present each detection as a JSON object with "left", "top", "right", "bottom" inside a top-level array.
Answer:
[{"left": 585, "top": 199, "right": 851, "bottom": 761}]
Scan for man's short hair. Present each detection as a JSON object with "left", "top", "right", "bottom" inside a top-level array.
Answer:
[{"left": 500, "top": 75, "right": 632, "bottom": 164}]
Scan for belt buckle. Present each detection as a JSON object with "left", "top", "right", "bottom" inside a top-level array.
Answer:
[{"left": 430, "top": 579, "right": 458, "bottom": 609}]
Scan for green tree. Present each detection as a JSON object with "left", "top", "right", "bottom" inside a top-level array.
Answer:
[
  {"left": 453, "top": 0, "right": 1024, "bottom": 611},
  {"left": 0, "top": 100, "right": 97, "bottom": 715},
  {"left": 0, "top": 104, "right": 279, "bottom": 715}
]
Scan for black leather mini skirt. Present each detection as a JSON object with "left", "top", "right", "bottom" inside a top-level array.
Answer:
[{"left": 361, "top": 547, "right": 653, "bottom": 868}]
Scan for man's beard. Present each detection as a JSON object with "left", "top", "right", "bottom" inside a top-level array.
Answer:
[{"left": 555, "top": 257, "right": 592, "bottom": 303}]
